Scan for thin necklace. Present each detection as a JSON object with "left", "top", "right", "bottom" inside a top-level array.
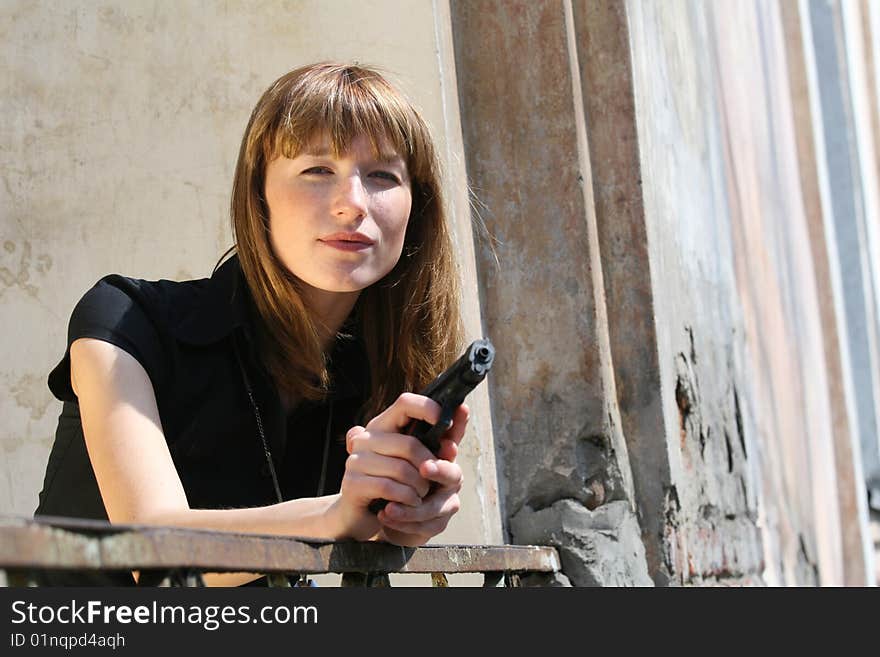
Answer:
[{"left": 233, "top": 337, "right": 333, "bottom": 503}]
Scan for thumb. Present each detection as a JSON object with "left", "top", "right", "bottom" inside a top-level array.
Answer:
[{"left": 367, "top": 393, "right": 442, "bottom": 433}]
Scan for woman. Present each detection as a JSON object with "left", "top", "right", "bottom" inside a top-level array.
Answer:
[{"left": 35, "top": 62, "right": 469, "bottom": 585}]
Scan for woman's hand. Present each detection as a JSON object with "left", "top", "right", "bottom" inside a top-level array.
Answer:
[
  {"left": 330, "top": 392, "right": 469, "bottom": 543},
  {"left": 376, "top": 444, "right": 465, "bottom": 547}
]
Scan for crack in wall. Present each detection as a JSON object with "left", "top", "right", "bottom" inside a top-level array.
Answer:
[{"left": 667, "top": 326, "right": 764, "bottom": 584}]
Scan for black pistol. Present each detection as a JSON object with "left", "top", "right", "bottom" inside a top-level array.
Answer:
[{"left": 368, "top": 337, "right": 495, "bottom": 514}]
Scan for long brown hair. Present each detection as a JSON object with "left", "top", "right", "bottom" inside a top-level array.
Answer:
[{"left": 226, "top": 62, "right": 463, "bottom": 421}]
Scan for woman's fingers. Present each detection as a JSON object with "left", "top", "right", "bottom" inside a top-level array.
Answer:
[
  {"left": 418, "top": 459, "right": 463, "bottom": 490},
  {"left": 379, "top": 462, "right": 462, "bottom": 523},
  {"left": 345, "top": 425, "right": 366, "bottom": 454},
  {"left": 345, "top": 451, "right": 431, "bottom": 498},
  {"left": 378, "top": 489, "right": 461, "bottom": 536},
  {"left": 436, "top": 438, "right": 458, "bottom": 463},
  {"left": 347, "top": 428, "right": 436, "bottom": 468},
  {"left": 341, "top": 471, "right": 425, "bottom": 508},
  {"left": 353, "top": 399, "right": 470, "bottom": 460},
  {"left": 379, "top": 514, "right": 451, "bottom": 539},
  {"left": 343, "top": 428, "right": 438, "bottom": 506},
  {"left": 370, "top": 447, "right": 464, "bottom": 546},
  {"left": 343, "top": 395, "right": 470, "bottom": 536}
]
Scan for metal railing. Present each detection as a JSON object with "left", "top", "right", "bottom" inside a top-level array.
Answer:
[{"left": 0, "top": 515, "right": 561, "bottom": 587}]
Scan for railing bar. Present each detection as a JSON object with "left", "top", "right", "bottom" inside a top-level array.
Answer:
[{"left": 0, "top": 516, "right": 560, "bottom": 576}]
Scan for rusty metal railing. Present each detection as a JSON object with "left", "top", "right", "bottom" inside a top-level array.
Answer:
[{"left": 0, "top": 515, "right": 561, "bottom": 587}]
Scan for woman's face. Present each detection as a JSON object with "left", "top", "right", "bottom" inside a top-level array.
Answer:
[{"left": 264, "top": 133, "right": 412, "bottom": 306}]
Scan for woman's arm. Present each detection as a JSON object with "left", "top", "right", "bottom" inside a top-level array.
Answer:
[
  {"left": 71, "top": 338, "right": 355, "bottom": 585},
  {"left": 70, "top": 338, "right": 462, "bottom": 582},
  {"left": 71, "top": 338, "right": 342, "bottom": 538}
]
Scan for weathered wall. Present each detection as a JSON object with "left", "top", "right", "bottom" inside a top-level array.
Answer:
[
  {"left": 811, "top": 0, "right": 880, "bottom": 508},
  {"left": 0, "top": 0, "right": 503, "bottom": 561},
  {"left": 597, "top": 0, "right": 876, "bottom": 585},
  {"left": 807, "top": 0, "right": 880, "bottom": 582},
  {"left": 4, "top": 0, "right": 877, "bottom": 586},
  {"left": 452, "top": 0, "right": 876, "bottom": 586},
  {"left": 634, "top": 0, "right": 843, "bottom": 585},
  {"left": 575, "top": 0, "right": 766, "bottom": 586},
  {"left": 780, "top": 0, "right": 873, "bottom": 584}
]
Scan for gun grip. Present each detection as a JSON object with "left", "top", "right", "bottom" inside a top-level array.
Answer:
[{"left": 368, "top": 498, "right": 388, "bottom": 514}]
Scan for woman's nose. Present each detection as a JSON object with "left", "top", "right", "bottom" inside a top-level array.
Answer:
[{"left": 333, "top": 175, "right": 368, "bottom": 219}]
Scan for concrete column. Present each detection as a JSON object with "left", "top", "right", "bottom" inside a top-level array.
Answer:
[
  {"left": 564, "top": 0, "right": 685, "bottom": 585},
  {"left": 451, "top": 0, "right": 649, "bottom": 586},
  {"left": 599, "top": 0, "right": 771, "bottom": 585}
]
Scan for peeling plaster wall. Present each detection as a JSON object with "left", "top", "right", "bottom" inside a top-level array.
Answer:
[
  {"left": 567, "top": 0, "right": 878, "bottom": 586},
  {"left": 0, "top": 1, "right": 503, "bottom": 557},
  {"left": 605, "top": 0, "right": 768, "bottom": 585},
  {"left": 621, "top": 0, "right": 850, "bottom": 585},
  {"left": 452, "top": 0, "right": 874, "bottom": 586}
]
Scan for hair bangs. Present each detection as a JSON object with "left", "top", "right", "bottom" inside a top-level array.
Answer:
[{"left": 264, "top": 64, "right": 432, "bottom": 179}]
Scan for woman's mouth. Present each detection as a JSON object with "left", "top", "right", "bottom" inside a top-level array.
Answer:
[
  {"left": 319, "top": 232, "right": 375, "bottom": 252},
  {"left": 321, "top": 240, "right": 373, "bottom": 252}
]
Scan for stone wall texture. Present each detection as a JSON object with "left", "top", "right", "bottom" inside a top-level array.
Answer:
[
  {"left": 3, "top": 0, "right": 879, "bottom": 585},
  {"left": 452, "top": 0, "right": 877, "bottom": 586}
]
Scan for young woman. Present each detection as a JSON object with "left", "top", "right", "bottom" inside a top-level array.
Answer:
[{"left": 35, "top": 62, "right": 469, "bottom": 585}]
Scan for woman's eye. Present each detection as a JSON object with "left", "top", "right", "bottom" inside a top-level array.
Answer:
[
  {"left": 371, "top": 170, "right": 401, "bottom": 184},
  {"left": 302, "top": 166, "right": 332, "bottom": 175}
]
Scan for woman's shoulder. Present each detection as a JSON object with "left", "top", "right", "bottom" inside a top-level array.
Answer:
[
  {"left": 69, "top": 256, "right": 249, "bottom": 347},
  {"left": 48, "top": 269, "right": 218, "bottom": 403},
  {"left": 75, "top": 271, "right": 210, "bottom": 329},
  {"left": 64, "top": 270, "right": 215, "bottom": 352}
]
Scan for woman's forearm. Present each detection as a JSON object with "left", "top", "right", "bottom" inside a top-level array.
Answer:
[
  {"left": 132, "top": 494, "right": 344, "bottom": 539},
  {"left": 128, "top": 495, "right": 345, "bottom": 587}
]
